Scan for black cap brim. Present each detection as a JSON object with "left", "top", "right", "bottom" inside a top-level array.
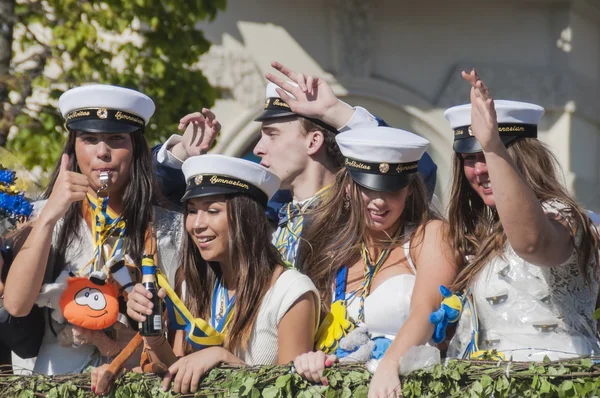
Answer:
[
  {"left": 181, "top": 185, "right": 241, "bottom": 203},
  {"left": 349, "top": 170, "right": 415, "bottom": 192},
  {"left": 254, "top": 109, "right": 297, "bottom": 122},
  {"left": 453, "top": 136, "right": 518, "bottom": 154},
  {"left": 181, "top": 185, "right": 268, "bottom": 207},
  {"left": 67, "top": 119, "right": 141, "bottom": 134}
]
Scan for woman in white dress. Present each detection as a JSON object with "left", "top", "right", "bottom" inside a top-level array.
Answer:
[
  {"left": 124, "top": 155, "right": 319, "bottom": 395},
  {"left": 294, "top": 127, "right": 457, "bottom": 398},
  {"left": 444, "top": 69, "right": 600, "bottom": 361}
]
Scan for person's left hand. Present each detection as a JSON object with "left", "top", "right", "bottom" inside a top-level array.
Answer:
[
  {"left": 169, "top": 109, "right": 222, "bottom": 161},
  {"left": 266, "top": 61, "right": 354, "bottom": 129},
  {"left": 368, "top": 359, "right": 402, "bottom": 398},
  {"left": 162, "top": 346, "right": 226, "bottom": 394},
  {"left": 461, "top": 69, "right": 501, "bottom": 153}
]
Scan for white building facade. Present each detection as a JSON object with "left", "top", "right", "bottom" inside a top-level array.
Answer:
[{"left": 197, "top": 0, "right": 600, "bottom": 212}]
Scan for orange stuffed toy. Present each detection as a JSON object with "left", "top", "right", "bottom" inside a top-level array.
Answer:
[
  {"left": 54, "top": 274, "right": 123, "bottom": 357},
  {"left": 59, "top": 276, "right": 120, "bottom": 330}
]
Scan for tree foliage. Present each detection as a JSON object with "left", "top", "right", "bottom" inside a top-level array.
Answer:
[{"left": 1, "top": 0, "right": 225, "bottom": 172}]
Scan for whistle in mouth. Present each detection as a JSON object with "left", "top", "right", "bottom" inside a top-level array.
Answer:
[{"left": 97, "top": 171, "right": 110, "bottom": 198}]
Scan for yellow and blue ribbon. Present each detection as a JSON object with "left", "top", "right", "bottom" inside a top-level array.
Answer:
[
  {"left": 356, "top": 227, "right": 403, "bottom": 322},
  {"left": 210, "top": 277, "right": 235, "bottom": 333},
  {"left": 314, "top": 267, "right": 355, "bottom": 353},
  {"left": 273, "top": 186, "right": 330, "bottom": 267},
  {"left": 156, "top": 268, "right": 226, "bottom": 350},
  {"left": 460, "top": 291, "right": 505, "bottom": 361},
  {"left": 86, "top": 194, "right": 126, "bottom": 273}
]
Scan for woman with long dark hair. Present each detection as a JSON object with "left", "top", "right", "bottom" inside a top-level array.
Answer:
[
  {"left": 125, "top": 155, "right": 319, "bottom": 395},
  {"left": 293, "top": 127, "right": 457, "bottom": 398},
  {"left": 3, "top": 85, "right": 184, "bottom": 375},
  {"left": 444, "top": 70, "right": 600, "bottom": 361}
]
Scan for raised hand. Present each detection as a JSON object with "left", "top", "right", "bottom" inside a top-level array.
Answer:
[
  {"left": 170, "top": 109, "right": 222, "bottom": 161},
  {"left": 40, "top": 154, "right": 89, "bottom": 224},
  {"left": 461, "top": 69, "right": 502, "bottom": 152},
  {"left": 266, "top": 61, "right": 354, "bottom": 129}
]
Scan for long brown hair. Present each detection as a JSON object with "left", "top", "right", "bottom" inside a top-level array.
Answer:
[
  {"left": 175, "top": 194, "right": 282, "bottom": 354},
  {"left": 449, "top": 138, "right": 599, "bottom": 291},
  {"left": 43, "top": 129, "right": 161, "bottom": 279},
  {"left": 298, "top": 168, "right": 438, "bottom": 315}
]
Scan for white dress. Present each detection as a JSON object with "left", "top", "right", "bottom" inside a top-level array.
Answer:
[
  {"left": 346, "top": 239, "right": 417, "bottom": 340},
  {"left": 449, "top": 200, "right": 600, "bottom": 361},
  {"left": 235, "top": 269, "right": 319, "bottom": 365},
  {"left": 31, "top": 200, "right": 183, "bottom": 375}
]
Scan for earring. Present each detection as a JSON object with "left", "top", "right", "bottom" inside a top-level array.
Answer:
[{"left": 343, "top": 195, "right": 350, "bottom": 210}]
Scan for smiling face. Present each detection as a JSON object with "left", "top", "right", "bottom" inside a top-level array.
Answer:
[
  {"left": 74, "top": 131, "right": 133, "bottom": 196},
  {"left": 60, "top": 277, "right": 119, "bottom": 330},
  {"left": 185, "top": 196, "right": 230, "bottom": 264},
  {"left": 461, "top": 152, "right": 495, "bottom": 207},
  {"left": 358, "top": 185, "right": 410, "bottom": 236}
]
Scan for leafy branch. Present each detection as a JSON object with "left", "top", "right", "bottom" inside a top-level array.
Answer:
[{"left": 3, "top": 358, "right": 600, "bottom": 397}]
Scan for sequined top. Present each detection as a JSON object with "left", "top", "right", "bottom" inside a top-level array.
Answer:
[{"left": 449, "top": 200, "right": 600, "bottom": 361}]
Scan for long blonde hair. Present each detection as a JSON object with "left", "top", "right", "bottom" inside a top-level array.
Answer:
[
  {"left": 449, "top": 138, "right": 599, "bottom": 291},
  {"left": 298, "top": 169, "right": 438, "bottom": 315}
]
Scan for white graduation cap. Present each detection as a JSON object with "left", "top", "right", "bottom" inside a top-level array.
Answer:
[
  {"left": 58, "top": 84, "right": 155, "bottom": 133},
  {"left": 444, "top": 100, "right": 544, "bottom": 154},
  {"left": 181, "top": 154, "right": 281, "bottom": 207},
  {"left": 254, "top": 81, "right": 339, "bottom": 133},
  {"left": 336, "top": 126, "right": 429, "bottom": 192}
]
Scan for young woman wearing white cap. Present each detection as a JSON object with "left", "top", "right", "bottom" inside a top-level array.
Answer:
[
  {"left": 124, "top": 155, "right": 319, "bottom": 395},
  {"left": 3, "top": 84, "right": 187, "bottom": 375},
  {"left": 292, "top": 127, "right": 457, "bottom": 398},
  {"left": 444, "top": 70, "right": 600, "bottom": 361}
]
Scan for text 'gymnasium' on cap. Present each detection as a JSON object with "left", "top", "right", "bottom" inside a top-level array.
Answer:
[
  {"left": 58, "top": 84, "right": 155, "bottom": 134},
  {"left": 444, "top": 100, "right": 544, "bottom": 154},
  {"left": 336, "top": 126, "right": 429, "bottom": 192},
  {"left": 181, "top": 154, "right": 281, "bottom": 207},
  {"left": 254, "top": 81, "right": 340, "bottom": 134}
]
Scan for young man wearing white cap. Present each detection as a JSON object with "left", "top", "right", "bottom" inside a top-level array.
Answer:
[
  {"left": 442, "top": 69, "right": 600, "bottom": 362},
  {"left": 254, "top": 62, "right": 439, "bottom": 267}
]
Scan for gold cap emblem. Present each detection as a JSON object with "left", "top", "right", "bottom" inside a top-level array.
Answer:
[
  {"left": 379, "top": 163, "right": 390, "bottom": 174},
  {"left": 468, "top": 126, "right": 474, "bottom": 136},
  {"left": 194, "top": 175, "right": 203, "bottom": 185},
  {"left": 97, "top": 108, "right": 108, "bottom": 119}
]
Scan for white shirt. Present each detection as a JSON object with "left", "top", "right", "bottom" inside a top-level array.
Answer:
[
  {"left": 346, "top": 238, "right": 417, "bottom": 340},
  {"left": 235, "top": 269, "right": 319, "bottom": 365}
]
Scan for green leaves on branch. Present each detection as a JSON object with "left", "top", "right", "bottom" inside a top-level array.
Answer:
[
  {"left": 5, "top": 0, "right": 225, "bottom": 172},
  {"left": 2, "top": 358, "right": 600, "bottom": 397}
]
